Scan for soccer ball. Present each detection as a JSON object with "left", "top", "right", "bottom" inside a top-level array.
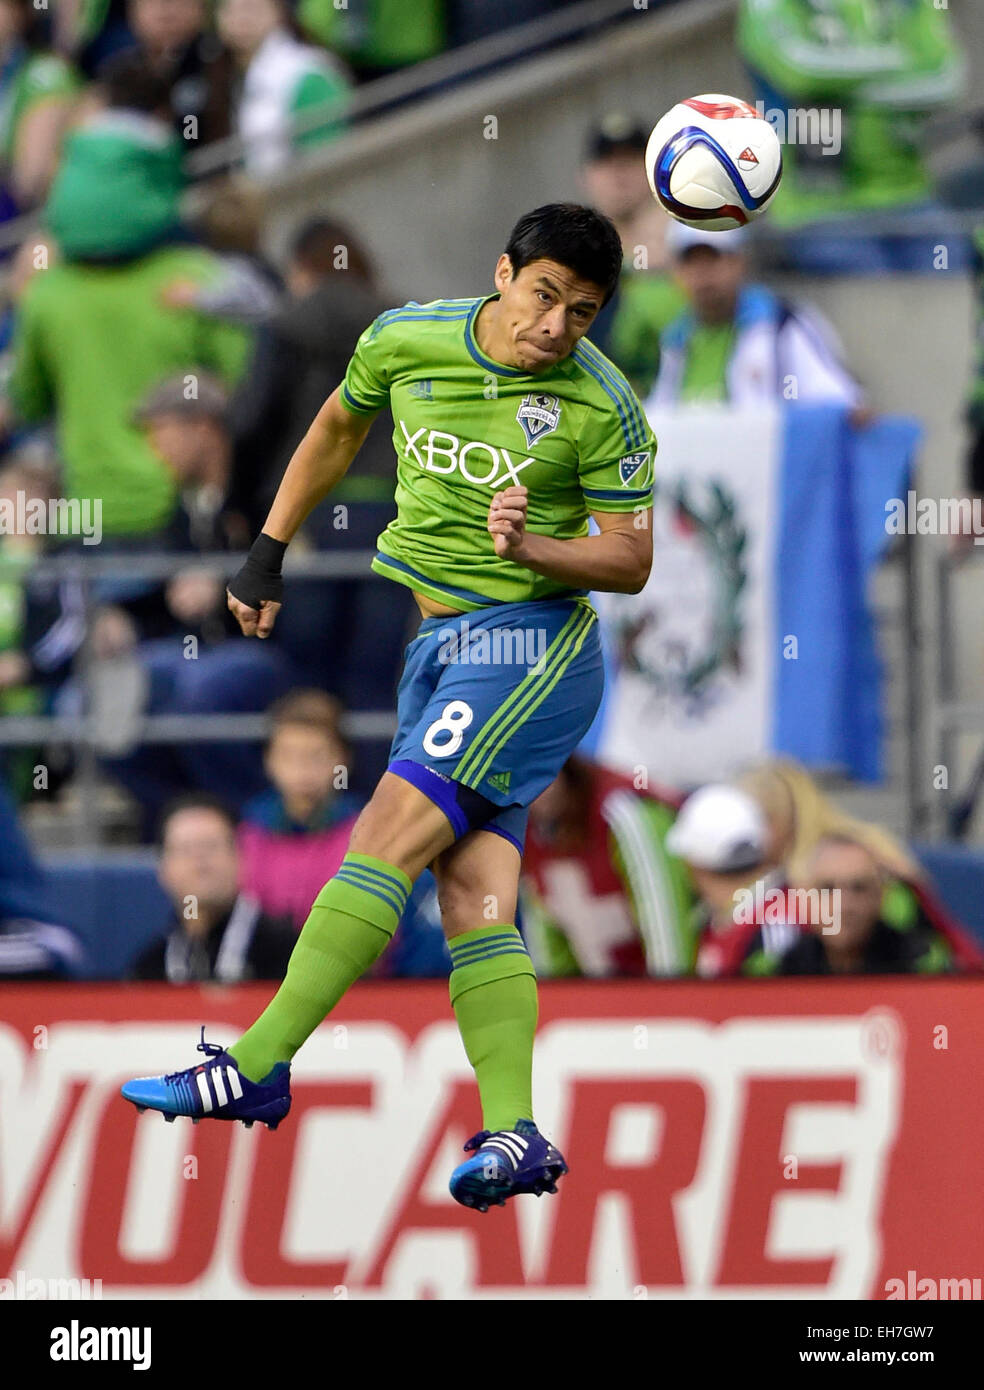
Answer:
[{"left": 645, "top": 93, "right": 782, "bottom": 231}]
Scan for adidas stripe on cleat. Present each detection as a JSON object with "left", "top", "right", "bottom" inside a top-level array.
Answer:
[
  {"left": 121, "top": 1027, "right": 291, "bottom": 1130},
  {"left": 449, "top": 1118, "right": 568, "bottom": 1212}
]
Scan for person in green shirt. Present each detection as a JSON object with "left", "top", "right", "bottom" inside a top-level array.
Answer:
[
  {"left": 298, "top": 0, "right": 445, "bottom": 80},
  {"left": 44, "top": 52, "right": 185, "bottom": 263},
  {"left": 651, "top": 223, "right": 863, "bottom": 409},
  {"left": 580, "top": 114, "right": 687, "bottom": 399},
  {"left": 2, "top": 242, "right": 251, "bottom": 537},
  {"left": 737, "top": 0, "right": 963, "bottom": 228},
  {"left": 0, "top": 0, "right": 79, "bottom": 214},
  {"left": 217, "top": 0, "right": 351, "bottom": 175}
]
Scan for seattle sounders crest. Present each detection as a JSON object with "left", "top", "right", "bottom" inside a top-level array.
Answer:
[{"left": 516, "top": 394, "right": 561, "bottom": 448}]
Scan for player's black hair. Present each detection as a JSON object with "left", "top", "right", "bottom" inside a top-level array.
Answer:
[
  {"left": 504, "top": 203, "right": 623, "bottom": 306},
  {"left": 97, "top": 52, "right": 173, "bottom": 116},
  {"left": 157, "top": 793, "right": 238, "bottom": 847}
]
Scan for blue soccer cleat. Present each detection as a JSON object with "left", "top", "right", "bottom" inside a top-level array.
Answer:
[
  {"left": 121, "top": 1027, "right": 291, "bottom": 1131},
  {"left": 449, "top": 1118, "right": 568, "bottom": 1212}
]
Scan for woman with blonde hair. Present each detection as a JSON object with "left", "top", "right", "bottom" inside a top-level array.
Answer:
[
  {"left": 738, "top": 759, "right": 921, "bottom": 883},
  {"left": 738, "top": 759, "right": 983, "bottom": 971}
]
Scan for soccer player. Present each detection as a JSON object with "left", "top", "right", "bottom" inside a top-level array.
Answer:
[{"left": 122, "top": 203, "right": 656, "bottom": 1211}]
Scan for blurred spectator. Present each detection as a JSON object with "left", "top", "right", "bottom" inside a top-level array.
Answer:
[
  {"left": 737, "top": 0, "right": 962, "bottom": 230},
  {"left": 649, "top": 224, "right": 865, "bottom": 410},
  {"left": 45, "top": 52, "right": 185, "bottom": 264},
  {"left": 238, "top": 689, "right": 362, "bottom": 930},
  {"left": 778, "top": 834, "right": 952, "bottom": 976},
  {"left": 0, "top": 0, "right": 79, "bottom": 220},
  {"left": 522, "top": 755, "right": 691, "bottom": 976},
  {"left": 664, "top": 783, "right": 780, "bottom": 979},
  {"left": 0, "top": 447, "right": 79, "bottom": 799},
  {"left": 2, "top": 226, "right": 251, "bottom": 539},
  {"left": 232, "top": 216, "right": 412, "bottom": 725},
  {"left": 299, "top": 0, "right": 445, "bottom": 83},
  {"left": 132, "top": 792, "right": 295, "bottom": 980},
  {"left": 580, "top": 114, "right": 686, "bottom": 398},
  {"left": 232, "top": 216, "right": 388, "bottom": 520},
  {"left": 80, "top": 372, "right": 294, "bottom": 829},
  {"left": 739, "top": 758, "right": 984, "bottom": 970},
  {"left": 56, "top": 2, "right": 136, "bottom": 73},
  {"left": 0, "top": 776, "right": 86, "bottom": 978},
  {"left": 134, "top": 370, "right": 250, "bottom": 548},
  {"left": 965, "top": 226, "right": 984, "bottom": 504},
  {"left": 164, "top": 178, "right": 281, "bottom": 326},
  {"left": 122, "top": 0, "right": 229, "bottom": 145},
  {"left": 216, "top": 0, "right": 350, "bottom": 176}
]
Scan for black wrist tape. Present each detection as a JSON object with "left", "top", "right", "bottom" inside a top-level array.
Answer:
[{"left": 227, "top": 532, "right": 287, "bottom": 610}]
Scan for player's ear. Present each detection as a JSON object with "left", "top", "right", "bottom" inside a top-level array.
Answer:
[{"left": 493, "top": 253, "right": 515, "bottom": 294}]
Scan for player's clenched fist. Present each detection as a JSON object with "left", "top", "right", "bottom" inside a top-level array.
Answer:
[
  {"left": 227, "top": 532, "right": 286, "bottom": 638},
  {"left": 488, "top": 485, "right": 529, "bottom": 559}
]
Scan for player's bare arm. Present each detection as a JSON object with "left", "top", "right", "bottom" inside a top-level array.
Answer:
[
  {"left": 226, "top": 388, "right": 376, "bottom": 638},
  {"left": 488, "top": 485, "right": 652, "bottom": 593}
]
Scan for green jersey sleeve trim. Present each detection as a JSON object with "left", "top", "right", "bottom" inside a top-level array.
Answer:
[
  {"left": 341, "top": 382, "right": 379, "bottom": 415},
  {"left": 573, "top": 340, "right": 650, "bottom": 450}
]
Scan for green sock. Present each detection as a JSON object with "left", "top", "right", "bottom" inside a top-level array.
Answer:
[
  {"left": 228, "top": 852, "right": 411, "bottom": 1082},
  {"left": 448, "top": 924, "right": 538, "bottom": 1132}
]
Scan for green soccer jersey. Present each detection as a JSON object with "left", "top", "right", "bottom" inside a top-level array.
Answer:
[{"left": 341, "top": 295, "right": 656, "bottom": 611}]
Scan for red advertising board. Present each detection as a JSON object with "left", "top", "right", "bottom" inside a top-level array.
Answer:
[{"left": 1, "top": 978, "right": 981, "bottom": 1298}]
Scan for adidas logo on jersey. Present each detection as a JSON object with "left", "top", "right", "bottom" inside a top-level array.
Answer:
[{"left": 408, "top": 379, "right": 434, "bottom": 401}]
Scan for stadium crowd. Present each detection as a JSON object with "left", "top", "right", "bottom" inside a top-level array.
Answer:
[{"left": 0, "top": 0, "right": 982, "bottom": 982}]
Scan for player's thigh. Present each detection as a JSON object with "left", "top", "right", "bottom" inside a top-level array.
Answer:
[
  {"left": 347, "top": 771, "right": 457, "bottom": 880},
  {"left": 432, "top": 828, "right": 521, "bottom": 939}
]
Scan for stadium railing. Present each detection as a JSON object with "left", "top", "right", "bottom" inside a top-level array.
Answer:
[{"left": 0, "top": 549, "right": 397, "bottom": 846}]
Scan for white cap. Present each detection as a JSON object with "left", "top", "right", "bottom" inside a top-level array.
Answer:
[
  {"left": 665, "top": 784, "right": 767, "bottom": 872},
  {"left": 666, "top": 221, "right": 749, "bottom": 257}
]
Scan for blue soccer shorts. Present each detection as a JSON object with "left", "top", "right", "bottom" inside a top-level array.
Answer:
[{"left": 388, "top": 596, "right": 603, "bottom": 853}]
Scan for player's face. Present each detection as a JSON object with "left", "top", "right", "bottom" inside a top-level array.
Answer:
[{"left": 494, "top": 257, "right": 605, "bottom": 372}]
